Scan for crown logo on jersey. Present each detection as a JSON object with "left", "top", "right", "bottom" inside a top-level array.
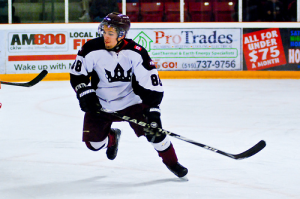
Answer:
[{"left": 105, "top": 64, "right": 132, "bottom": 82}]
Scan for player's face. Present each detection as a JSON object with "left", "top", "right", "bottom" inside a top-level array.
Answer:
[{"left": 103, "top": 26, "right": 119, "bottom": 49}]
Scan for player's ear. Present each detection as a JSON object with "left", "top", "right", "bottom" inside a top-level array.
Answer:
[{"left": 118, "top": 35, "right": 125, "bottom": 41}]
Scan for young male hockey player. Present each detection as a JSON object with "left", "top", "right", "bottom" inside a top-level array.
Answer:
[{"left": 70, "top": 12, "right": 188, "bottom": 178}]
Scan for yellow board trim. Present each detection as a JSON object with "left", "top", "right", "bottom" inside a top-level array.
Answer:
[
  {"left": 1, "top": 71, "right": 300, "bottom": 82},
  {"left": 158, "top": 71, "right": 300, "bottom": 79}
]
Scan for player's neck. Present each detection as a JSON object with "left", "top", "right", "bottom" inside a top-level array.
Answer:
[{"left": 107, "top": 39, "right": 126, "bottom": 52}]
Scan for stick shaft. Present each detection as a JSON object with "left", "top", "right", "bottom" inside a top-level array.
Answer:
[{"left": 99, "top": 109, "right": 266, "bottom": 160}]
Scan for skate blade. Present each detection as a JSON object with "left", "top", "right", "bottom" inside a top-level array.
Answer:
[{"left": 178, "top": 175, "right": 189, "bottom": 181}]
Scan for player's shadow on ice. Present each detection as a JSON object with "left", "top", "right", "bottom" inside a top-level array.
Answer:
[{"left": 1, "top": 176, "right": 186, "bottom": 198}]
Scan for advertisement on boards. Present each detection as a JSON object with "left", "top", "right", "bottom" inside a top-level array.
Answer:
[
  {"left": 130, "top": 28, "right": 242, "bottom": 71},
  {"left": 6, "top": 30, "right": 97, "bottom": 74},
  {"left": 5, "top": 27, "right": 242, "bottom": 74},
  {"left": 0, "top": 31, "right": 5, "bottom": 74},
  {"left": 243, "top": 28, "right": 300, "bottom": 71},
  {"left": 287, "top": 29, "right": 300, "bottom": 69}
]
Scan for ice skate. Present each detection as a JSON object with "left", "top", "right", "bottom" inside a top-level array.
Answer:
[
  {"left": 166, "top": 162, "right": 188, "bottom": 178},
  {"left": 106, "top": 128, "right": 121, "bottom": 160}
]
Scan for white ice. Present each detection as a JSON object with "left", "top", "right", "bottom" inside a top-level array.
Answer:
[{"left": 0, "top": 79, "right": 299, "bottom": 199}]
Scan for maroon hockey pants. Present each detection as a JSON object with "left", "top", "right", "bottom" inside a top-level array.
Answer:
[{"left": 82, "top": 104, "right": 178, "bottom": 166}]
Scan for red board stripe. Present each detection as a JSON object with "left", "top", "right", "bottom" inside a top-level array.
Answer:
[{"left": 8, "top": 54, "right": 77, "bottom": 61}]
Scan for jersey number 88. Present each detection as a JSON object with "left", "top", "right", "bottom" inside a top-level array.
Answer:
[
  {"left": 151, "top": 74, "right": 162, "bottom": 86},
  {"left": 71, "top": 60, "right": 82, "bottom": 72}
]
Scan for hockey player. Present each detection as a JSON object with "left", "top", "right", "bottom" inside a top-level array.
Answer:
[{"left": 70, "top": 12, "right": 188, "bottom": 178}]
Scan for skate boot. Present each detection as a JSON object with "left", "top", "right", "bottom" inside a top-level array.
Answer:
[
  {"left": 106, "top": 128, "right": 121, "bottom": 160},
  {"left": 166, "top": 162, "right": 188, "bottom": 178}
]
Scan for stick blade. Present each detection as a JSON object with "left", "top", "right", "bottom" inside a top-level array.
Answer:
[
  {"left": 25, "top": 70, "right": 48, "bottom": 87},
  {"left": 1, "top": 70, "right": 48, "bottom": 87},
  {"left": 234, "top": 140, "right": 266, "bottom": 160}
]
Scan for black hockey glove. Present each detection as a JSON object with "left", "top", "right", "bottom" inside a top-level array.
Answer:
[
  {"left": 76, "top": 86, "right": 101, "bottom": 112},
  {"left": 144, "top": 107, "right": 163, "bottom": 138}
]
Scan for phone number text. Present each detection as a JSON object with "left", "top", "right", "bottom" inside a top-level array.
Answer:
[{"left": 182, "top": 60, "right": 236, "bottom": 69}]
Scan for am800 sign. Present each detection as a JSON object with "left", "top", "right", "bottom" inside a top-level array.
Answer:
[
  {"left": 10, "top": 33, "right": 66, "bottom": 45},
  {"left": 8, "top": 32, "right": 68, "bottom": 52}
]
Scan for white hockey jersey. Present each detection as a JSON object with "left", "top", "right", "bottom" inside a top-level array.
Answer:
[{"left": 70, "top": 37, "right": 163, "bottom": 112}]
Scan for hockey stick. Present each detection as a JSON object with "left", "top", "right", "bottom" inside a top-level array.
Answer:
[
  {"left": 99, "top": 109, "right": 266, "bottom": 160},
  {"left": 0, "top": 70, "right": 48, "bottom": 87}
]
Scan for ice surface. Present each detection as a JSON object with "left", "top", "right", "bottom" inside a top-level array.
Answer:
[{"left": 0, "top": 79, "right": 299, "bottom": 199}]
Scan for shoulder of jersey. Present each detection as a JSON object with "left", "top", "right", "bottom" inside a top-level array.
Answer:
[
  {"left": 124, "top": 39, "right": 148, "bottom": 55},
  {"left": 124, "top": 39, "right": 156, "bottom": 70},
  {"left": 78, "top": 37, "right": 105, "bottom": 57}
]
